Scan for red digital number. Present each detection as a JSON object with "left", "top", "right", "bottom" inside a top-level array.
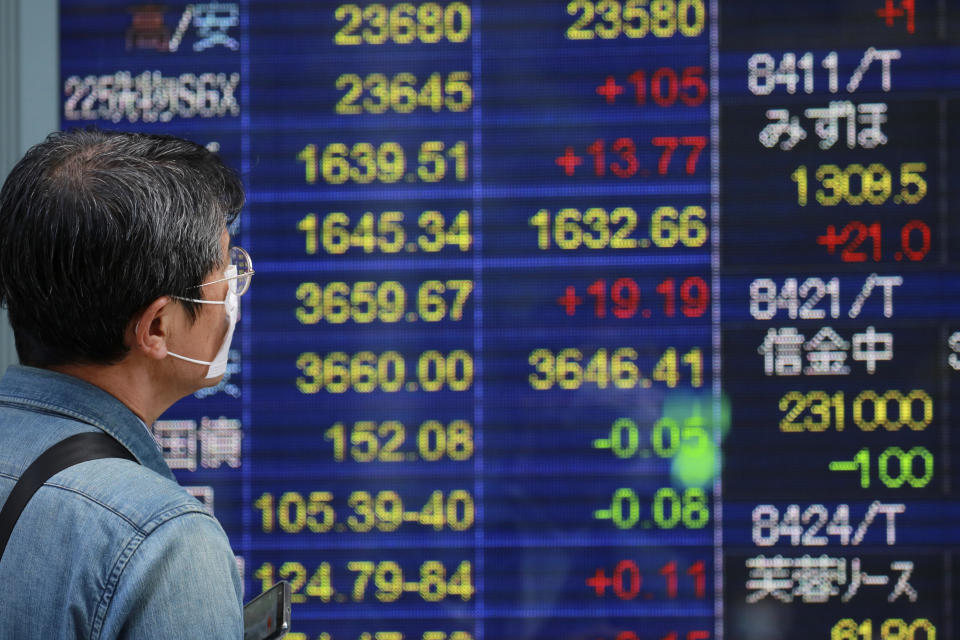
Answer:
[{"left": 816, "top": 220, "right": 930, "bottom": 262}]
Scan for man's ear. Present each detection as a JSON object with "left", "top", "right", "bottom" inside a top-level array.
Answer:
[{"left": 131, "top": 296, "right": 173, "bottom": 360}]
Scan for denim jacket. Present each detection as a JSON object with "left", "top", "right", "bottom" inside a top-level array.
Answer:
[{"left": 0, "top": 365, "right": 242, "bottom": 638}]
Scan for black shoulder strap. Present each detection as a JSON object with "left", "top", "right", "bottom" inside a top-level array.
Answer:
[{"left": 0, "top": 432, "right": 137, "bottom": 561}]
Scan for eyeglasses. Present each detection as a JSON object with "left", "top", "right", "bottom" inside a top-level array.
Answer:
[
  {"left": 212, "top": 246, "right": 254, "bottom": 297},
  {"left": 177, "top": 246, "right": 255, "bottom": 303}
]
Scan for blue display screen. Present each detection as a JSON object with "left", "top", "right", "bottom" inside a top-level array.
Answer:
[{"left": 60, "top": 1, "right": 959, "bottom": 638}]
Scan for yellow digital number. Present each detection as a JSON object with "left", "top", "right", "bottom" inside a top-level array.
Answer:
[
  {"left": 793, "top": 163, "right": 926, "bottom": 207},
  {"left": 831, "top": 618, "right": 936, "bottom": 640},
  {"left": 417, "top": 140, "right": 468, "bottom": 182},
  {"left": 296, "top": 351, "right": 472, "bottom": 394},
  {"left": 336, "top": 71, "right": 473, "bottom": 114},
  {"left": 259, "top": 560, "right": 473, "bottom": 603},
  {"left": 325, "top": 420, "right": 473, "bottom": 463},
  {"left": 529, "top": 207, "right": 640, "bottom": 250},
  {"left": 253, "top": 492, "right": 336, "bottom": 534},
  {"left": 297, "top": 142, "right": 407, "bottom": 185},
  {"left": 301, "top": 209, "right": 470, "bottom": 255},
  {"left": 529, "top": 347, "right": 702, "bottom": 390},
  {"left": 530, "top": 206, "right": 703, "bottom": 250},
  {"left": 335, "top": 2, "right": 471, "bottom": 45},
  {"left": 779, "top": 390, "right": 933, "bottom": 433},
  {"left": 649, "top": 205, "right": 707, "bottom": 248},
  {"left": 325, "top": 421, "right": 406, "bottom": 462},
  {"left": 566, "top": 0, "right": 704, "bottom": 40},
  {"left": 295, "top": 280, "right": 471, "bottom": 325},
  {"left": 416, "top": 209, "right": 472, "bottom": 251}
]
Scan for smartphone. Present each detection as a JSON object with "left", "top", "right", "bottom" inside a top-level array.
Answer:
[{"left": 243, "top": 581, "right": 291, "bottom": 640}]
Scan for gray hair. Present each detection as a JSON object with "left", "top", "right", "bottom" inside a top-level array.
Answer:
[{"left": 0, "top": 129, "right": 244, "bottom": 366}]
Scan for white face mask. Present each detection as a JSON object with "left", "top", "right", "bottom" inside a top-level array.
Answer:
[{"left": 167, "top": 265, "right": 239, "bottom": 379}]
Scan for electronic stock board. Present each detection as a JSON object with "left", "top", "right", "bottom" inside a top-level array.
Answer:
[{"left": 60, "top": 1, "right": 960, "bottom": 638}]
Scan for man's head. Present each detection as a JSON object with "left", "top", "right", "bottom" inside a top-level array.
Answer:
[{"left": 0, "top": 129, "right": 244, "bottom": 369}]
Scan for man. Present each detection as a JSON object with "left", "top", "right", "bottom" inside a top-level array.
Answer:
[{"left": 0, "top": 129, "right": 248, "bottom": 637}]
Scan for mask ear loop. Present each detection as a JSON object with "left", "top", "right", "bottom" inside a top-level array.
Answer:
[
  {"left": 133, "top": 271, "right": 241, "bottom": 373},
  {"left": 167, "top": 351, "right": 217, "bottom": 366},
  {"left": 134, "top": 307, "right": 218, "bottom": 367},
  {"left": 170, "top": 287, "right": 239, "bottom": 377}
]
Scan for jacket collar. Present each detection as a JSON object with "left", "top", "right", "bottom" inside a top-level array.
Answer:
[{"left": 0, "top": 365, "right": 174, "bottom": 481}]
